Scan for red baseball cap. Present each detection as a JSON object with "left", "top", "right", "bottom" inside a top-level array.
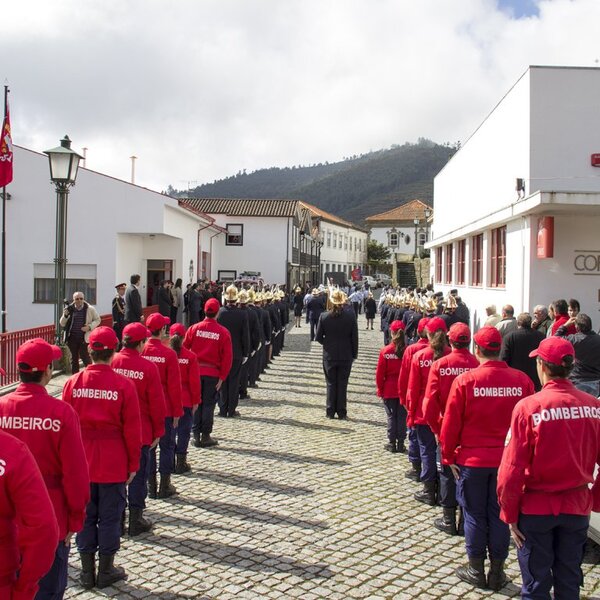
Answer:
[
  {"left": 473, "top": 326, "right": 502, "bottom": 352},
  {"left": 449, "top": 322, "right": 471, "bottom": 343},
  {"left": 204, "top": 298, "right": 220, "bottom": 314},
  {"left": 88, "top": 326, "right": 119, "bottom": 351},
  {"left": 170, "top": 323, "right": 186, "bottom": 337},
  {"left": 529, "top": 337, "right": 574, "bottom": 364},
  {"left": 146, "top": 313, "right": 170, "bottom": 331},
  {"left": 123, "top": 322, "right": 151, "bottom": 343},
  {"left": 425, "top": 317, "right": 448, "bottom": 334},
  {"left": 417, "top": 317, "right": 430, "bottom": 334},
  {"left": 389, "top": 320, "right": 405, "bottom": 332},
  {"left": 16, "top": 338, "right": 62, "bottom": 372}
]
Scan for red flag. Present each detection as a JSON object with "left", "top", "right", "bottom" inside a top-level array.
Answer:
[{"left": 0, "top": 101, "right": 13, "bottom": 187}]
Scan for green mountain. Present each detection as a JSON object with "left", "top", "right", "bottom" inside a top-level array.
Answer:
[{"left": 170, "top": 139, "right": 456, "bottom": 224}]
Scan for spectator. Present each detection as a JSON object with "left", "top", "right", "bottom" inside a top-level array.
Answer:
[
  {"left": 500, "top": 313, "right": 545, "bottom": 391},
  {"left": 568, "top": 298, "right": 580, "bottom": 319},
  {"left": 484, "top": 304, "right": 501, "bottom": 327},
  {"left": 549, "top": 299, "right": 575, "bottom": 336},
  {"left": 158, "top": 280, "right": 173, "bottom": 318},
  {"left": 532, "top": 304, "right": 552, "bottom": 336},
  {"left": 495, "top": 305, "right": 517, "bottom": 338},
  {"left": 124, "top": 274, "right": 144, "bottom": 324},
  {"left": 454, "top": 296, "right": 470, "bottom": 325}
]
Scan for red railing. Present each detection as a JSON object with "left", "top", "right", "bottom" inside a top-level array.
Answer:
[{"left": 0, "top": 305, "right": 159, "bottom": 387}]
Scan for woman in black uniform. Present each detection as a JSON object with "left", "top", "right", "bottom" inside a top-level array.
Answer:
[
  {"left": 292, "top": 287, "right": 304, "bottom": 328},
  {"left": 364, "top": 291, "right": 377, "bottom": 330}
]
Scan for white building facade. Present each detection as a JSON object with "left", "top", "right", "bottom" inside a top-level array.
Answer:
[{"left": 428, "top": 66, "right": 600, "bottom": 328}]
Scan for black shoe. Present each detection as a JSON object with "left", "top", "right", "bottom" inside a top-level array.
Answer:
[
  {"left": 404, "top": 462, "right": 421, "bottom": 481},
  {"left": 397, "top": 443, "right": 407, "bottom": 454},
  {"left": 148, "top": 472, "right": 157, "bottom": 499},
  {"left": 434, "top": 507, "right": 457, "bottom": 535},
  {"left": 229, "top": 411, "right": 241, "bottom": 418},
  {"left": 487, "top": 559, "right": 510, "bottom": 591},
  {"left": 157, "top": 474, "right": 177, "bottom": 499},
  {"left": 217, "top": 412, "right": 227, "bottom": 418},
  {"left": 198, "top": 434, "right": 219, "bottom": 447},
  {"left": 239, "top": 392, "right": 250, "bottom": 400},
  {"left": 455, "top": 557, "right": 486, "bottom": 589},
  {"left": 96, "top": 553, "right": 127, "bottom": 588},
  {"left": 79, "top": 553, "right": 96, "bottom": 589},
  {"left": 384, "top": 441, "right": 398, "bottom": 453},
  {"left": 248, "top": 383, "right": 257, "bottom": 388},
  {"left": 256, "top": 377, "right": 262, "bottom": 382},
  {"left": 174, "top": 453, "right": 191, "bottom": 474},
  {"left": 128, "top": 507, "right": 153, "bottom": 536},
  {"left": 326, "top": 414, "right": 335, "bottom": 419},
  {"left": 414, "top": 480, "right": 437, "bottom": 506}
]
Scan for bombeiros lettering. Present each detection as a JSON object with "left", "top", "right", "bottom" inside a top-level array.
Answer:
[
  {"left": 473, "top": 387, "right": 523, "bottom": 398},
  {"left": 0, "top": 415, "right": 61, "bottom": 432},
  {"left": 179, "top": 358, "right": 189, "bottom": 365},
  {"left": 439, "top": 367, "right": 473, "bottom": 377},
  {"left": 144, "top": 355, "right": 165, "bottom": 363},
  {"left": 71, "top": 388, "right": 119, "bottom": 401},
  {"left": 196, "top": 330, "right": 220, "bottom": 340},
  {"left": 0, "top": 458, "right": 5, "bottom": 477},
  {"left": 532, "top": 404, "right": 600, "bottom": 426},
  {"left": 383, "top": 353, "right": 399, "bottom": 360},
  {"left": 113, "top": 368, "right": 145, "bottom": 380},
  {"left": 419, "top": 359, "right": 432, "bottom": 368}
]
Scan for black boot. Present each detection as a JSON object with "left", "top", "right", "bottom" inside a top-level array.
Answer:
[
  {"left": 384, "top": 441, "right": 397, "bottom": 453},
  {"left": 488, "top": 558, "right": 510, "bottom": 591},
  {"left": 434, "top": 507, "right": 457, "bottom": 535},
  {"left": 397, "top": 442, "right": 407, "bottom": 454},
  {"left": 199, "top": 433, "right": 218, "bottom": 448},
  {"left": 148, "top": 472, "right": 157, "bottom": 500},
  {"left": 158, "top": 473, "right": 177, "bottom": 499},
  {"left": 457, "top": 506, "right": 465, "bottom": 536},
  {"left": 128, "top": 507, "right": 153, "bottom": 536},
  {"left": 96, "top": 553, "right": 127, "bottom": 588},
  {"left": 192, "top": 433, "right": 201, "bottom": 448},
  {"left": 414, "top": 480, "right": 437, "bottom": 506},
  {"left": 174, "top": 453, "right": 191, "bottom": 474},
  {"left": 404, "top": 461, "right": 421, "bottom": 481},
  {"left": 455, "top": 557, "right": 486, "bottom": 589},
  {"left": 79, "top": 553, "right": 96, "bottom": 589}
]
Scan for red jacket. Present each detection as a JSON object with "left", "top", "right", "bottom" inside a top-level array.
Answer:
[
  {"left": 551, "top": 314, "right": 576, "bottom": 336},
  {"left": 112, "top": 348, "right": 167, "bottom": 445},
  {"left": 176, "top": 346, "right": 201, "bottom": 408},
  {"left": 0, "top": 383, "right": 90, "bottom": 540},
  {"left": 406, "top": 345, "right": 451, "bottom": 426},
  {"left": 397, "top": 337, "right": 429, "bottom": 406},
  {"left": 141, "top": 338, "right": 184, "bottom": 418},
  {"left": 62, "top": 364, "right": 142, "bottom": 483},
  {"left": 440, "top": 360, "right": 535, "bottom": 467},
  {"left": 0, "top": 429, "right": 59, "bottom": 600},
  {"left": 183, "top": 318, "right": 233, "bottom": 381},
  {"left": 422, "top": 348, "right": 479, "bottom": 435},
  {"left": 375, "top": 343, "right": 402, "bottom": 399},
  {"left": 498, "top": 379, "right": 600, "bottom": 524}
]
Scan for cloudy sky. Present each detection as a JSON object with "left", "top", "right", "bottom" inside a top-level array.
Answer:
[{"left": 2, "top": 0, "right": 599, "bottom": 192}]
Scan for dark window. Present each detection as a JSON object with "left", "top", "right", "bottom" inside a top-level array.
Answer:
[
  {"left": 435, "top": 247, "right": 443, "bottom": 283},
  {"left": 34, "top": 278, "right": 97, "bottom": 304},
  {"left": 490, "top": 226, "right": 507, "bottom": 288},
  {"left": 471, "top": 234, "right": 483, "bottom": 287},
  {"left": 444, "top": 243, "right": 453, "bottom": 285},
  {"left": 226, "top": 224, "right": 244, "bottom": 246},
  {"left": 456, "top": 239, "right": 466, "bottom": 285}
]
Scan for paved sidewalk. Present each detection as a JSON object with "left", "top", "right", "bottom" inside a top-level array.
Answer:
[{"left": 64, "top": 316, "right": 600, "bottom": 599}]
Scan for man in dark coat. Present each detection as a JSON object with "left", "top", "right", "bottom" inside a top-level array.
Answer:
[
  {"left": 265, "top": 291, "right": 282, "bottom": 358},
  {"left": 237, "top": 290, "right": 260, "bottom": 400},
  {"left": 158, "top": 280, "right": 173, "bottom": 318},
  {"left": 124, "top": 274, "right": 143, "bottom": 324},
  {"left": 217, "top": 285, "right": 250, "bottom": 417},
  {"left": 500, "top": 312, "right": 545, "bottom": 390},
  {"left": 112, "top": 283, "right": 127, "bottom": 342},
  {"left": 307, "top": 289, "right": 326, "bottom": 342},
  {"left": 315, "top": 290, "right": 359, "bottom": 419}
]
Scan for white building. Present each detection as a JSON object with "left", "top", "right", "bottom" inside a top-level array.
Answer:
[
  {"left": 3, "top": 145, "right": 223, "bottom": 331},
  {"left": 428, "top": 66, "right": 600, "bottom": 328}
]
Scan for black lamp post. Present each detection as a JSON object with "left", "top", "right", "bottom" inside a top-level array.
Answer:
[
  {"left": 44, "top": 135, "right": 83, "bottom": 346},
  {"left": 413, "top": 218, "right": 420, "bottom": 259}
]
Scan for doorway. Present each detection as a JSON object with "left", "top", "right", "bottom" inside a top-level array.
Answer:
[{"left": 147, "top": 259, "right": 173, "bottom": 306}]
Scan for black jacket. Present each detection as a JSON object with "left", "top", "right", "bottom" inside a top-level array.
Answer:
[
  {"left": 259, "top": 307, "right": 272, "bottom": 343},
  {"left": 241, "top": 306, "right": 260, "bottom": 352},
  {"left": 557, "top": 329, "right": 600, "bottom": 382},
  {"left": 307, "top": 296, "right": 326, "bottom": 322},
  {"left": 217, "top": 304, "right": 250, "bottom": 359},
  {"left": 266, "top": 303, "right": 281, "bottom": 334},
  {"left": 124, "top": 285, "right": 143, "bottom": 323},
  {"left": 500, "top": 327, "right": 545, "bottom": 391},
  {"left": 158, "top": 287, "right": 173, "bottom": 317},
  {"left": 315, "top": 309, "right": 359, "bottom": 362}
]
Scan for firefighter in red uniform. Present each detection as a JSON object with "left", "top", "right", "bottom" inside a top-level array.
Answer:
[
  {"left": 0, "top": 339, "right": 90, "bottom": 599},
  {"left": 62, "top": 326, "right": 141, "bottom": 589},
  {"left": 375, "top": 320, "right": 407, "bottom": 453},
  {"left": 141, "top": 313, "right": 183, "bottom": 499},
  {"left": 423, "top": 322, "right": 479, "bottom": 535},
  {"left": 0, "top": 426, "right": 59, "bottom": 600},
  {"left": 440, "top": 326, "right": 535, "bottom": 591},
  {"left": 397, "top": 317, "right": 430, "bottom": 481},
  {"left": 183, "top": 297, "right": 233, "bottom": 448},
  {"left": 169, "top": 323, "right": 200, "bottom": 473},
  {"left": 112, "top": 322, "right": 166, "bottom": 536},
  {"left": 498, "top": 337, "right": 600, "bottom": 599},
  {"left": 406, "top": 317, "right": 450, "bottom": 505}
]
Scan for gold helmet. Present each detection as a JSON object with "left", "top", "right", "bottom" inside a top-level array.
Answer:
[
  {"left": 445, "top": 293, "right": 458, "bottom": 311},
  {"left": 264, "top": 291, "right": 273, "bottom": 301},
  {"left": 330, "top": 289, "right": 346, "bottom": 305},
  {"left": 426, "top": 296, "right": 438, "bottom": 314},
  {"left": 237, "top": 289, "right": 249, "bottom": 304},
  {"left": 248, "top": 287, "right": 256, "bottom": 303},
  {"left": 224, "top": 284, "right": 238, "bottom": 302}
]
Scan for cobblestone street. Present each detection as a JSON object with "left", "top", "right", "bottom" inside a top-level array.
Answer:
[{"left": 63, "top": 316, "right": 600, "bottom": 600}]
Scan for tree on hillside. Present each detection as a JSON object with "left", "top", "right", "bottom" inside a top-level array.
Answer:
[{"left": 367, "top": 240, "right": 391, "bottom": 270}]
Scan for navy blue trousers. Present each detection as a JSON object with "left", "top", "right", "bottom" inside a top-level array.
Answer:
[
  {"left": 415, "top": 424, "right": 437, "bottom": 482},
  {"left": 128, "top": 445, "right": 150, "bottom": 510},
  {"left": 407, "top": 427, "right": 420, "bottom": 464},
  {"left": 518, "top": 513, "right": 589, "bottom": 600},
  {"left": 219, "top": 358, "right": 242, "bottom": 416},
  {"left": 323, "top": 359, "right": 352, "bottom": 418},
  {"left": 192, "top": 376, "right": 219, "bottom": 435},
  {"left": 437, "top": 446, "right": 457, "bottom": 508},
  {"left": 456, "top": 465, "right": 509, "bottom": 560},
  {"left": 150, "top": 417, "right": 175, "bottom": 475},
  {"left": 35, "top": 541, "right": 69, "bottom": 600},
  {"left": 77, "top": 483, "right": 126, "bottom": 555},
  {"left": 176, "top": 407, "right": 193, "bottom": 454},
  {"left": 383, "top": 398, "right": 407, "bottom": 445}
]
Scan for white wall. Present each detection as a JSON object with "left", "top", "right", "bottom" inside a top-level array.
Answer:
[{"left": 321, "top": 221, "right": 367, "bottom": 273}]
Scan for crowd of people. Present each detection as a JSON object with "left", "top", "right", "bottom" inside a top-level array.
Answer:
[{"left": 375, "top": 286, "right": 600, "bottom": 598}]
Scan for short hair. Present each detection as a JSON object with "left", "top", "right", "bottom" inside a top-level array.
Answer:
[
  {"left": 476, "top": 344, "right": 500, "bottom": 359},
  {"left": 130, "top": 274, "right": 141, "bottom": 285},
  {"left": 90, "top": 348, "right": 114, "bottom": 362},
  {"left": 569, "top": 298, "right": 581, "bottom": 313},
  {"left": 502, "top": 305, "right": 514, "bottom": 317},
  {"left": 150, "top": 328, "right": 163, "bottom": 337},
  {"left": 575, "top": 313, "right": 592, "bottom": 334},
  {"left": 486, "top": 304, "right": 497, "bottom": 314},
  {"left": 533, "top": 305, "right": 548, "bottom": 317},
  {"left": 552, "top": 299, "right": 568, "bottom": 315},
  {"left": 538, "top": 355, "right": 574, "bottom": 378},
  {"left": 517, "top": 313, "right": 532, "bottom": 328},
  {"left": 122, "top": 336, "right": 145, "bottom": 349},
  {"left": 19, "top": 370, "right": 45, "bottom": 384}
]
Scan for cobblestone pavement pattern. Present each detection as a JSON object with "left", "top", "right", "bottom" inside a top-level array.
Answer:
[{"left": 61, "top": 315, "right": 600, "bottom": 599}]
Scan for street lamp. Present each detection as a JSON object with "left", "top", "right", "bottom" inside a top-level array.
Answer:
[
  {"left": 424, "top": 207, "right": 432, "bottom": 246},
  {"left": 388, "top": 227, "right": 399, "bottom": 284},
  {"left": 44, "top": 135, "right": 84, "bottom": 346},
  {"left": 413, "top": 218, "right": 420, "bottom": 259}
]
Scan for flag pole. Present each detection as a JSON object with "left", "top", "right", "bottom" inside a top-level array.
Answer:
[{"left": 1, "top": 84, "right": 8, "bottom": 334}]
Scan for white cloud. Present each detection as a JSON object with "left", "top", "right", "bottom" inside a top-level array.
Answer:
[{"left": 1, "top": 0, "right": 599, "bottom": 191}]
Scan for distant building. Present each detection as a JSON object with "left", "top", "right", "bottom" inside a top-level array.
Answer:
[{"left": 428, "top": 65, "right": 600, "bottom": 328}]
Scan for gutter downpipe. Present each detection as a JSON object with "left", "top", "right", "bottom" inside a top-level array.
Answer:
[
  {"left": 197, "top": 222, "right": 212, "bottom": 281},
  {"left": 209, "top": 230, "right": 223, "bottom": 281},
  {"left": 286, "top": 217, "right": 290, "bottom": 289}
]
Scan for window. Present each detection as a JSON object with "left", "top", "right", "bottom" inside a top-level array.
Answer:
[
  {"left": 490, "top": 226, "right": 507, "bottom": 287},
  {"left": 435, "top": 247, "right": 443, "bottom": 283},
  {"left": 326, "top": 230, "right": 331, "bottom": 247},
  {"left": 217, "top": 270, "right": 236, "bottom": 282},
  {"left": 419, "top": 232, "right": 427, "bottom": 246},
  {"left": 344, "top": 236, "right": 348, "bottom": 250},
  {"left": 226, "top": 224, "right": 243, "bottom": 246},
  {"left": 333, "top": 233, "right": 337, "bottom": 249},
  {"left": 456, "top": 239, "right": 466, "bottom": 285},
  {"left": 292, "top": 225, "right": 298, "bottom": 248},
  {"left": 471, "top": 234, "right": 483, "bottom": 287},
  {"left": 34, "top": 263, "right": 97, "bottom": 304},
  {"left": 389, "top": 232, "right": 399, "bottom": 248},
  {"left": 444, "top": 244, "right": 453, "bottom": 284}
]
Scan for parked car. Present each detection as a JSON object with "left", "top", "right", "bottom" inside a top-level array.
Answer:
[
  {"left": 362, "top": 275, "right": 378, "bottom": 288},
  {"left": 374, "top": 273, "right": 392, "bottom": 286}
]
